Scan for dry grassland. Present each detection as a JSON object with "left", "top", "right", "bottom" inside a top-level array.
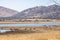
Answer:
[{"left": 0, "top": 26, "right": 60, "bottom": 40}]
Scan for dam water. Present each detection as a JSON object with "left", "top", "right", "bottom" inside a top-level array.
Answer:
[
  {"left": 0, "top": 23, "right": 60, "bottom": 26},
  {"left": 0, "top": 23, "right": 60, "bottom": 33}
]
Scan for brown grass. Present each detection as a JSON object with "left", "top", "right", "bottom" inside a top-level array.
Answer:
[
  {"left": 0, "top": 31, "right": 60, "bottom": 40},
  {"left": 0, "top": 26, "right": 60, "bottom": 40}
]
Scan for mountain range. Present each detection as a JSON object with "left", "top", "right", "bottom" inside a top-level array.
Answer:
[
  {"left": 0, "top": 4, "right": 60, "bottom": 19},
  {"left": 0, "top": 6, "right": 18, "bottom": 17},
  {"left": 11, "top": 4, "right": 60, "bottom": 19}
]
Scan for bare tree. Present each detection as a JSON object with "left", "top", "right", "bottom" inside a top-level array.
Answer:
[{"left": 52, "top": 0, "right": 60, "bottom": 5}]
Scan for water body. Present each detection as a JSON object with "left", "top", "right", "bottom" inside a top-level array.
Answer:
[
  {"left": 0, "top": 30, "right": 11, "bottom": 33},
  {"left": 0, "top": 23, "right": 60, "bottom": 33},
  {"left": 0, "top": 23, "right": 60, "bottom": 27}
]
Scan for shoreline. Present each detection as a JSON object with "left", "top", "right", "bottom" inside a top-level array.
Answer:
[{"left": 0, "top": 22, "right": 60, "bottom": 24}]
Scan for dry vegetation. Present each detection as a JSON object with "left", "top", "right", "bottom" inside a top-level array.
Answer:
[
  {"left": 0, "top": 26, "right": 60, "bottom": 40},
  {"left": 0, "top": 19, "right": 60, "bottom": 24}
]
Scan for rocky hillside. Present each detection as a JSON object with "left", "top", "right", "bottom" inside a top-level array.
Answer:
[
  {"left": 12, "top": 4, "right": 60, "bottom": 19},
  {"left": 0, "top": 6, "right": 18, "bottom": 17}
]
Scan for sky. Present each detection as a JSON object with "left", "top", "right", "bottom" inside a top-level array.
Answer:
[{"left": 0, "top": 0, "right": 59, "bottom": 12}]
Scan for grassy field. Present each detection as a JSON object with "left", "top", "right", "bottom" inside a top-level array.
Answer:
[
  {"left": 0, "top": 31, "right": 60, "bottom": 40},
  {"left": 0, "top": 26, "right": 60, "bottom": 40}
]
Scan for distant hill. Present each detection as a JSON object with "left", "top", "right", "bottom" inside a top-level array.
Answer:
[
  {"left": 0, "top": 6, "right": 18, "bottom": 17},
  {"left": 11, "top": 4, "right": 60, "bottom": 19}
]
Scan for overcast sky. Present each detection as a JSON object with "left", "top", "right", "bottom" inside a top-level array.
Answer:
[{"left": 0, "top": 0, "right": 58, "bottom": 11}]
